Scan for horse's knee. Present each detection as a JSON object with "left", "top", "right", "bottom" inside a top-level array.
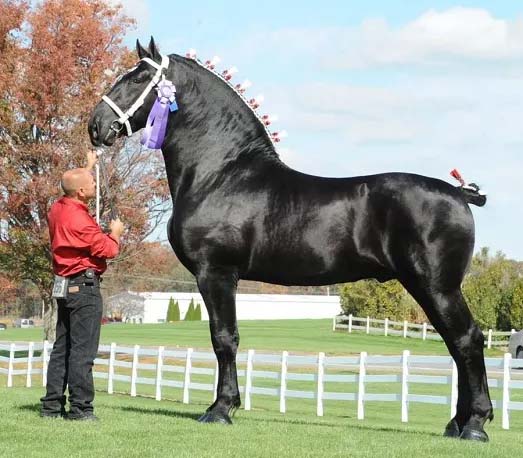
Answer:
[
  {"left": 456, "top": 324, "right": 484, "bottom": 352},
  {"left": 469, "top": 325, "right": 485, "bottom": 348},
  {"left": 211, "top": 326, "right": 239, "bottom": 358}
]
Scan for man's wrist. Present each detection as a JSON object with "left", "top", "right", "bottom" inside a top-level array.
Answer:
[{"left": 109, "top": 232, "right": 120, "bottom": 243}]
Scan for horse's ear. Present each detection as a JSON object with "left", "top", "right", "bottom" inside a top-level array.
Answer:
[
  {"left": 136, "top": 39, "right": 150, "bottom": 60},
  {"left": 148, "top": 36, "right": 161, "bottom": 62}
]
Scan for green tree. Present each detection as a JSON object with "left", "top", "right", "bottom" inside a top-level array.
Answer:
[
  {"left": 172, "top": 301, "right": 180, "bottom": 322},
  {"left": 508, "top": 278, "right": 523, "bottom": 330},
  {"left": 184, "top": 299, "right": 195, "bottom": 321},
  {"left": 166, "top": 297, "right": 175, "bottom": 322},
  {"left": 462, "top": 248, "right": 519, "bottom": 330},
  {"left": 194, "top": 303, "right": 202, "bottom": 321}
]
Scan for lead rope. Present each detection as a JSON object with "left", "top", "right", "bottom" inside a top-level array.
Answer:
[{"left": 95, "top": 149, "right": 118, "bottom": 221}]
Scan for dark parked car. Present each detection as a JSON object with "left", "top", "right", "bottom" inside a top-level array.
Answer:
[
  {"left": 508, "top": 331, "right": 523, "bottom": 359},
  {"left": 0, "top": 323, "right": 6, "bottom": 331}
]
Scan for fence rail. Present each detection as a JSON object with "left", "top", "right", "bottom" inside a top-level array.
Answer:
[
  {"left": 333, "top": 315, "right": 516, "bottom": 348},
  {"left": 1, "top": 341, "right": 522, "bottom": 429}
]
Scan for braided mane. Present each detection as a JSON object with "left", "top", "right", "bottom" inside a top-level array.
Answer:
[{"left": 184, "top": 51, "right": 285, "bottom": 148}]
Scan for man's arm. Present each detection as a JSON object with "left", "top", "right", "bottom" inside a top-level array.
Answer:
[
  {"left": 71, "top": 213, "right": 122, "bottom": 259},
  {"left": 85, "top": 150, "right": 98, "bottom": 172}
]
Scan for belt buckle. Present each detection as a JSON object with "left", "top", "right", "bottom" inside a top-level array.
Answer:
[{"left": 84, "top": 268, "right": 95, "bottom": 279}]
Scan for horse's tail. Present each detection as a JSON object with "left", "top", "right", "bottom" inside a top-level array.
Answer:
[
  {"left": 450, "top": 169, "right": 487, "bottom": 207},
  {"left": 460, "top": 184, "right": 487, "bottom": 207}
]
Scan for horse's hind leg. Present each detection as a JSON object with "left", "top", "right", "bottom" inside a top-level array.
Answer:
[
  {"left": 401, "top": 282, "right": 493, "bottom": 441},
  {"left": 196, "top": 267, "right": 241, "bottom": 424}
]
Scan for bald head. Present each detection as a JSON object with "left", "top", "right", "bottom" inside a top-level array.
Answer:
[{"left": 61, "top": 168, "right": 96, "bottom": 201}]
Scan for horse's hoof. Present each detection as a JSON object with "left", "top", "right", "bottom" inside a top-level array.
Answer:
[
  {"left": 198, "top": 411, "right": 232, "bottom": 425},
  {"left": 460, "top": 426, "right": 489, "bottom": 442},
  {"left": 443, "top": 419, "right": 461, "bottom": 438}
]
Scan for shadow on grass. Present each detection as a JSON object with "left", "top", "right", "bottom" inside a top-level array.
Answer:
[
  {"left": 114, "top": 405, "right": 202, "bottom": 421},
  {"left": 241, "top": 414, "right": 442, "bottom": 438},
  {"left": 113, "top": 403, "right": 442, "bottom": 438},
  {"left": 18, "top": 403, "right": 41, "bottom": 413}
]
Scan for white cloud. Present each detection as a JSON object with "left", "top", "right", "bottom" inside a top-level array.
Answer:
[
  {"left": 350, "top": 8, "right": 523, "bottom": 67},
  {"left": 246, "top": 8, "right": 523, "bottom": 69}
]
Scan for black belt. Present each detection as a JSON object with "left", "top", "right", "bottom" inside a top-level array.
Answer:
[{"left": 68, "top": 269, "right": 102, "bottom": 285}]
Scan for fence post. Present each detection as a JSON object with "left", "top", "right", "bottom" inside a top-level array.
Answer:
[
  {"left": 401, "top": 350, "right": 409, "bottom": 422},
  {"left": 502, "top": 353, "right": 511, "bottom": 430},
  {"left": 108, "top": 342, "right": 116, "bottom": 394},
  {"left": 487, "top": 329, "right": 492, "bottom": 349},
  {"left": 316, "top": 352, "right": 325, "bottom": 417},
  {"left": 7, "top": 343, "right": 15, "bottom": 388},
  {"left": 332, "top": 316, "right": 336, "bottom": 332},
  {"left": 511, "top": 329, "right": 516, "bottom": 334},
  {"left": 183, "top": 348, "right": 193, "bottom": 404},
  {"left": 357, "top": 352, "right": 367, "bottom": 420},
  {"left": 366, "top": 316, "right": 370, "bottom": 334},
  {"left": 155, "top": 346, "right": 164, "bottom": 401},
  {"left": 384, "top": 318, "right": 389, "bottom": 337},
  {"left": 451, "top": 360, "right": 458, "bottom": 419},
  {"left": 244, "top": 349, "right": 255, "bottom": 411},
  {"left": 130, "top": 344, "right": 139, "bottom": 397},
  {"left": 403, "top": 320, "right": 408, "bottom": 338},
  {"left": 26, "top": 342, "right": 34, "bottom": 388},
  {"left": 422, "top": 323, "right": 427, "bottom": 341},
  {"left": 279, "top": 351, "right": 288, "bottom": 414},
  {"left": 42, "top": 340, "right": 49, "bottom": 387},
  {"left": 348, "top": 314, "right": 353, "bottom": 333},
  {"left": 213, "top": 360, "right": 219, "bottom": 401}
]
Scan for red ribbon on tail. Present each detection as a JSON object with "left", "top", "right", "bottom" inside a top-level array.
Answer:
[{"left": 450, "top": 168, "right": 465, "bottom": 186}]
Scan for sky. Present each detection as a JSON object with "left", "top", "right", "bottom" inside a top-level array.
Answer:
[{"left": 114, "top": 1, "right": 523, "bottom": 261}]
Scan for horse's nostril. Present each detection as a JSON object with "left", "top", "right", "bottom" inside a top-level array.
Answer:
[{"left": 91, "top": 121, "right": 99, "bottom": 140}]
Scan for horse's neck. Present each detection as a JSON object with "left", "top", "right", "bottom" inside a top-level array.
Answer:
[{"left": 161, "top": 56, "right": 282, "bottom": 199}]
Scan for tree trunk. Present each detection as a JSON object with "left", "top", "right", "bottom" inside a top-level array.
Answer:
[{"left": 43, "top": 297, "right": 57, "bottom": 342}]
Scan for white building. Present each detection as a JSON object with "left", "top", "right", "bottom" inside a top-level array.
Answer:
[{"left": 136, "top": 292, "right": 341, "bottom": 323}]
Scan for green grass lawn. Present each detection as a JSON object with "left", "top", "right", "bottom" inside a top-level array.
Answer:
[
  {"left": 0, "top": 319, "right": 505, "bottom": 356},
  {"left": 0, "top": 382, "right": 521, "bottom": 458},
  {"left": 0, "top": 321, "right": 520, "bottom": 457}
]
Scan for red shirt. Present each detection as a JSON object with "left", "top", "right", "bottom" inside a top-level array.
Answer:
[{"left": 48, "top": 196, "right": 119, "bottom": 276}]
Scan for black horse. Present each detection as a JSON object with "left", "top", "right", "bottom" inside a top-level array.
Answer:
[{"left": 88, "top": 38, "right": 492, "bottom": 441}]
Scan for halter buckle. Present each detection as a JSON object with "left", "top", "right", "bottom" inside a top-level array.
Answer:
[{"left": 110, "top": 120, "right": 124, "bottom": 133}]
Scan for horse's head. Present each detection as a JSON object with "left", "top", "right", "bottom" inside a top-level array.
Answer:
[{"left": 88, "top": 37, "right": 171, "bottom": 147}]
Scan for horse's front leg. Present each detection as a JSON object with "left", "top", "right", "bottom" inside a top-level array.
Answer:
[{"left": 196, "top": 266, "right": 240, "bottom": 424}]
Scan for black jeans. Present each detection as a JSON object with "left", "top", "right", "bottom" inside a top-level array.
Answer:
[{"left": 41, "top": 278, "right": 103, "bottom": 416}]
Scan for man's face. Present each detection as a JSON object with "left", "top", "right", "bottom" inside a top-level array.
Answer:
[{"left": 78, "top": 171, "right": 96, "bottom": 201}]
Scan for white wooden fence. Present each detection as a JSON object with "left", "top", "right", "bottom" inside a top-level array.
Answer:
[
  {"left": 333, "top": 315, "right": 516, "bottom": 349},
  {"left": 1, "top": 341, "right": 523, "bottom": 429}
]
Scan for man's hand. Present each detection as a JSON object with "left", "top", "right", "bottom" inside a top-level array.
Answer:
[
  {"left": 109, "top": 217, "right": 125, "bottom": 242},
  {"left": 86, "top": 150, "right": 98, "bottom": 171}
]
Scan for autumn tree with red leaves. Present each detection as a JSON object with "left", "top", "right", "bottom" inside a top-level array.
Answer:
[{"left": 0, "top": 0, "right": 170, "bottom": 339}]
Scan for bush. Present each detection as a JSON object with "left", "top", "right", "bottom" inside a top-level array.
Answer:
[{"left": 340, "top": 279, "right": 419, "bottom": 322}]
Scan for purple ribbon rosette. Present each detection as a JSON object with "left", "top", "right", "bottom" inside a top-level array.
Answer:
[{"left": 141, "top": 79, "right": 178, "bottom": 149}]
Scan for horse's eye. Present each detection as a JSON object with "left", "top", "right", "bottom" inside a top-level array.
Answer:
[{"left": 133, "top": 75, "right": 148, "bottom": 84}]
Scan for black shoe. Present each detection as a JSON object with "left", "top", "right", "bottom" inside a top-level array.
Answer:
[{"left": 65, "top": 412, "right": 99, "bottom": 422}]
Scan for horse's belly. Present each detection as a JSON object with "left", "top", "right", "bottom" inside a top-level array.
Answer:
[{"left": 242, "top": 244, "right": 391, "bottom": 286}]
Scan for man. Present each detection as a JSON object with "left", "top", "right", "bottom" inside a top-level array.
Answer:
[{"left": 40, "top": 150, "right": 124, "bottom": 421}]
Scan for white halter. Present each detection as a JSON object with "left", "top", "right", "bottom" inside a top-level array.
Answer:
[{"left": 102, "top": 55, "right": 170, "bottom": 136}]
